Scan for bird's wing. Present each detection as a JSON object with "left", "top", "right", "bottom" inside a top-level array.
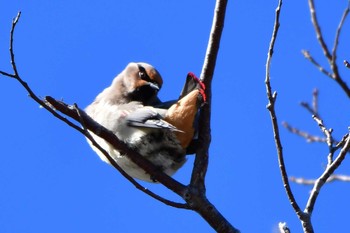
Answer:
[
  {"left": 152, "top": 72, "right": 206, "bottom": 109},
  {"left": 126, "top": 107, "right": 182, "bottom": 132},
  {"left": 179, "top": 72, "right": 205, "bottom": 101}
]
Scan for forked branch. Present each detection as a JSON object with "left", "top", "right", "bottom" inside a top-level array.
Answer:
[{"left": 306, "top": 0, "right": 350, "bottom": 98}]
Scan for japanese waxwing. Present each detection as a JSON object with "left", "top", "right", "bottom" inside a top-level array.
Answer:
[{"left": 85, "top": 62, "right": 205, "bottom": 182}]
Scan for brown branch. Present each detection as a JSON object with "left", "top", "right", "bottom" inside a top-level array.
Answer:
[
  {"left": 188, "top": 1, "right": 239, "bottom": 232},
  {"left": 191, "top": 0, "right": 228, "bottom": 190},
  {"left": 44, "top": 97, "right": 188, "bottom": 198}
]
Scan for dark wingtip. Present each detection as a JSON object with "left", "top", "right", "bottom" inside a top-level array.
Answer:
[{"left": 187, "top": 72, "right": 206, "bottom": 103}]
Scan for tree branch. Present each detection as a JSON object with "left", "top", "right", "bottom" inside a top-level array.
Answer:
[
  {"left": 290, "top": 174, "right": 350, "bottom": 185},
  {"left": 187, "top": 0, "right": 240, "bottom": 232},
  {"left": 307, "top": 0, "right": 332, "bottom": 61},
  {"left": 191, "top": 0, "right": 228, "bottom": 191},
  {"left": 302, "top": 50, "right": 333, "bottom": 78},
  {"left": 265, "top": 0, "right": 301, "bottom": 218},
  {"left": 307, "top": 0, "right": 350, "bottom": 98},
  {"left": 282, "top": 121, "right": 326, "bottom": 143},
  {"left": 265, "top": 1, "right": 316, "bottom": 232},
  {"left": 305, "top": 132, "right": 350, "bottom": 215}
]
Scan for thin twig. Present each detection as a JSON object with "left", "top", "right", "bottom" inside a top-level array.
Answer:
[
  {"left": 312, "top": 88, "right": 319, "bottom": 117},
  {"left": 0, "top": 12, "right": 84, "bottom": 134},
  {"left": 301, "top": 50, "right": 333, "bottom": 78},
  {"left": 282, "top": 122, "right": 326, "bottom": 143},
  {"left": 331, "top": 1, "right": 350, "bottom": 68},
  {"left": 299, "top": 89, "right": 319, "bottom": 117},
  {"left": 0, "top": 70, "right": 16, "bottom": 77},
  {"left": 312, "top": 115, "right": 334, "bottom": 165},
  {"left": 290, "top": 174, "right": 350, "bottom": 185},
  {"left": 307, "top": 0, "right": 332, "bottom": 60},
  {"left": 329, "top": 1, "right": 350, "bottom": 97},
  {"left": 10, "top": 12, "right": 21, "bottom": 77},
  {"left": 265, "top": 0, "right": 302, "bottom": 219}
]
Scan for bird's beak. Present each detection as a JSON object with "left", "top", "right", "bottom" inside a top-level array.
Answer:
[{"left": 148, "top": 82, "right": 160, "bottom": 91}]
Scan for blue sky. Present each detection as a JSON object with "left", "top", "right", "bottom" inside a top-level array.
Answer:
[{"left": 1, "top": 1, "right": 350, "bottom": 232}]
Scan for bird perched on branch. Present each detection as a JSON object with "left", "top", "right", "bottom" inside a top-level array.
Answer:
[{"left": 85, "top": 62, "right": 205, "bottom": 182}]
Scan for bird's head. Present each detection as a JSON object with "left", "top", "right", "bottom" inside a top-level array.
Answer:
[
  {"left": 119, "top": 62, "right": 163, "bottom": 104},
  {"left": 93, "top": 62, "right": 163, "bottom": 106}
]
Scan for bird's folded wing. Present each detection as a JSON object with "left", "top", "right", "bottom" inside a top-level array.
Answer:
[
  {"left": 179, "top": 72, "right": 202, "bottom": 99},
  {"left": 126, "top": 107, "right": 182, "bottom": 132}
]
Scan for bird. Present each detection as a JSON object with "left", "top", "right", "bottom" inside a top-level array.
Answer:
[{"left": 85, "top": 62, "right": 205, "bottom": 182}]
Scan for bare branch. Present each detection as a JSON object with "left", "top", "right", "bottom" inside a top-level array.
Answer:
[
  {"left": 191, "top": 0, "right": 228, "bottom": 191},
  {"left": 290, "top": 174, "right": 350, "bottom": 185},
  {"left": 266, "top": 1, "right": 316, "bottom": 232},
  {"left": 282, "top": 121, "right": 326, "bottom": 143},
  {"left": 312, "top": 88, "right": 319, "bottom": 117},
  {"left": 307, "top": 0, "right": 332, "bottom": 60},
  {"left": 301, "top": 50, "right": 333, "bottom": 78},
  {"left": 10, "top": 12, "right": 21, "bottom": 77},
  {"left": 188, "top": 1, "right": 240, "bottom": 232},
  {"left": 305, "top": 133, "right": 350, "bottom": 215},
  {"left": 312, "top": 115, "right": 335, "bottom": 165},
  {"left": 331, "top": 1, "right": 350, "bottom": 71},
  {"left": 265, "top": 0, "right": 303, "bottom": 218},
  {"left": 0, "top": 70, "right": 16, "bottom": 78},
  {"left": 307, "top": 0, "right": 350, "bottom": 98}
]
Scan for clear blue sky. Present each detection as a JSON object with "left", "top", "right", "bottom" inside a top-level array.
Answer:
[{"left": 1, "top": 1, "right": 350, "bottom": 232}]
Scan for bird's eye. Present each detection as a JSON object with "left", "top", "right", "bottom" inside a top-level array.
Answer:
[{"left": 138, "top": 71, "right": 146, "bottom": 79}]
